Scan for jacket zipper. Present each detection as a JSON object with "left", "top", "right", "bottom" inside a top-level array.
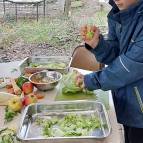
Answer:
[{"left": 134, "top": 87, "right": 143, "bottom": 113}]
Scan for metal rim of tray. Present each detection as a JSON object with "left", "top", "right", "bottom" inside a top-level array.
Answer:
[
  {"left": 18, "top": 56, "right": 72, "bottom": 69},
  {"left": 17, "top": 100, "right": 111, "bottom": 141}
]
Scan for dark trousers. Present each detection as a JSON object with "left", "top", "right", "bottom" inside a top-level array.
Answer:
[{"left": 124, "top": 125, "right": 143, "bottom": 143}]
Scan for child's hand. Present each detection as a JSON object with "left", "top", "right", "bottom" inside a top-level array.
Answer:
[
  {"left": 80, "top": 25, "right": 100, "bottom": 48},
  {"left": 75, "top": 72, "right": 85, "bottom": 89}
]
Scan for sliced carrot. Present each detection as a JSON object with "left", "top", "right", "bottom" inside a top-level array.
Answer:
[
  {"left": 6, "top": 88, "right": 15, "bottom": 94},
  {"left": 5, "top": 84, "right": 13, "bottom": 89},
  {"left": 34, "top": 93, "right": 45, "bottom": 99}
]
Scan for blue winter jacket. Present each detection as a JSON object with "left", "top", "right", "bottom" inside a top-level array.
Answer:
[{"left": 84, "top": 0, "right": 143, "bottom": 128}]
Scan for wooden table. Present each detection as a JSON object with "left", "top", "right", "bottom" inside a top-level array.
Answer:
[{"left": 0, "top": 61, "right": 124, "bottom": 143}]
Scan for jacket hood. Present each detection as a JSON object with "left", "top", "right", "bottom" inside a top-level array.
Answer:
[
  {"left": 109, "top": 0, "right": 119, "bottom": 11},
  {"left": 109, "top": 0, "right": 117, "bottom": 7},
  {"left": 108, "top": 0, "right": 119, "bottom": 14},
  {"left": 109, "top": 0, "right": 115, "bottom": 7}
]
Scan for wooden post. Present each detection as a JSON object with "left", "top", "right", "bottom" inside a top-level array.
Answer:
[
  {"left": 64, "top": 0, "right": 71, "bottom": 17},
  {"left": 43, "top": 0, "right": 45, "bottom": 18},
  {"left": 15, "top": 3, "right": 17, "bottom": 22},
  {"left": 36, "top": 3, "right": 38, "bottom": 21},
  {"left": 3, "top": 0, "right": 6, "bottom": 15}
]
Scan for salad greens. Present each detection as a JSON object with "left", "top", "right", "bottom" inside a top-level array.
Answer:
[
  {"left": 0, "top": 128, "right": 18, "bottom": 143},
  {"left": 62, "top": 71, "right": 94, "bottom": 95},
  {"left": 35, "top": 114, "right": 101, "bottom": 137},
  {"left": 30, "top": 62, "right": 66, "bottom": 69},
  {"left": 4, "top": 106, "right": 17, "bottom": 122}
]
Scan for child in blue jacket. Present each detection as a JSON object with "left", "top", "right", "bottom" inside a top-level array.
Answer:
[{"left": 76, "top": 0, "right": 143, "bottom": 143}]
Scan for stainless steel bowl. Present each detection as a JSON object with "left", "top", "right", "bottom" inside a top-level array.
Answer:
[{"left": 29, "top": 70, "right": 62, "bottom": 91}]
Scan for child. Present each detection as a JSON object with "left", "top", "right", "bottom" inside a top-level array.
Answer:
[{"left": 76, "top": 0, "right": 143, "bottom": 143}]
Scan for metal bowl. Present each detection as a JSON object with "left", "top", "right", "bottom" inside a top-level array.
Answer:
[{"left": 29, "top": 70, "right": 62, "bottom": 91}]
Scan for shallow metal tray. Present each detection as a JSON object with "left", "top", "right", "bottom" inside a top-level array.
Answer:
[
  {"left": 19, "top": 56, "right": 72, "bottom": 74},
  {"left": 17, "top": 101, "right": 111, "bottom": 143}
]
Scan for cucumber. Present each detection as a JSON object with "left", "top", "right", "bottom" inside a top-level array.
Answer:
[{"left": 16, "top": 76, "right": 29, "bottom": 88}]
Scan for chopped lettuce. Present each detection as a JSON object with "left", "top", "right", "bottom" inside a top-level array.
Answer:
[
  {"left": 62, "top": 71, "right": 82, "bottom": 94},
  {"left": 62, "top": 71, "right": 94, "bottom": 95},
  {"left": 36, "top": 114, "right": 101, "bottom": 137},
  {"left": 0, "top": 128, "right": 19, "bottom": 143},
  {"left": 30, "top": 62, "right": 66, "bottom": 69}
]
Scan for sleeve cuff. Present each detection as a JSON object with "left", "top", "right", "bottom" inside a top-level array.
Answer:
[
  {"left": 85, "top": 34, "right": 105, "bottom": 54},
  {"left": 84, "top": 73, "right": 101, "bottom": 91},
  {"left": 94, "top": 35, "right": 105, "bottom": 52},
  {"left": 85, "top": 43, "right": 92, "bottom": 51}
]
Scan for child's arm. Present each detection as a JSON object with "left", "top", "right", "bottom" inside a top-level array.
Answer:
[
  {"left": 85, "top": 19, "right": 120, "bottom": 65},
  {"left": 83, "top": 37, "right": 143, "bottom": 91}
]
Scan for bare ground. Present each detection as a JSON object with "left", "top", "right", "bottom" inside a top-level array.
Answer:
[{"left": 0, "top": 0, "right": 109, "bottom": 63}]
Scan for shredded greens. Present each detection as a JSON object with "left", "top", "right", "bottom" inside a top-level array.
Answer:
[{"left": 35, "top": 114, "right": 101, "bottom": 137}]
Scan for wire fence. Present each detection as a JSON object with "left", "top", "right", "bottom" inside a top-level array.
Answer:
[{"left": 0, "top": 0, "right": 64, "bottom": 19}]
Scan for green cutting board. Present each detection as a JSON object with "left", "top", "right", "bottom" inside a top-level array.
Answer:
[
  {"left": 55, "top": 85, "right": 109, "bottom": 109},
  {"left": 56, "top": 90, "right": 97, "bottom": 101}
]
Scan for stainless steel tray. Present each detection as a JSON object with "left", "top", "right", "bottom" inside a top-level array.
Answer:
[
  {"left": 19, "top": 56, "right": 72, "bottom": 74},
  {"left": 17, "top": 101, "right": 111, "bottom": 143}
]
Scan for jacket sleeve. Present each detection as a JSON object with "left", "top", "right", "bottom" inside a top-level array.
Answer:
[
  {"left": 86, "top": 19, "right": 120, "bottom": 65},
  {"left": 84, "top": 37, "right": 143, "bottom": 91}
]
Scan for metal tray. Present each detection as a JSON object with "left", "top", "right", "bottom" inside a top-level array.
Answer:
[
  {"left": 19, "top": 56, "right": 72, "bottom": 74},
  {"left": 17, "top": 101, "right": 111, "bottom": 143}
]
